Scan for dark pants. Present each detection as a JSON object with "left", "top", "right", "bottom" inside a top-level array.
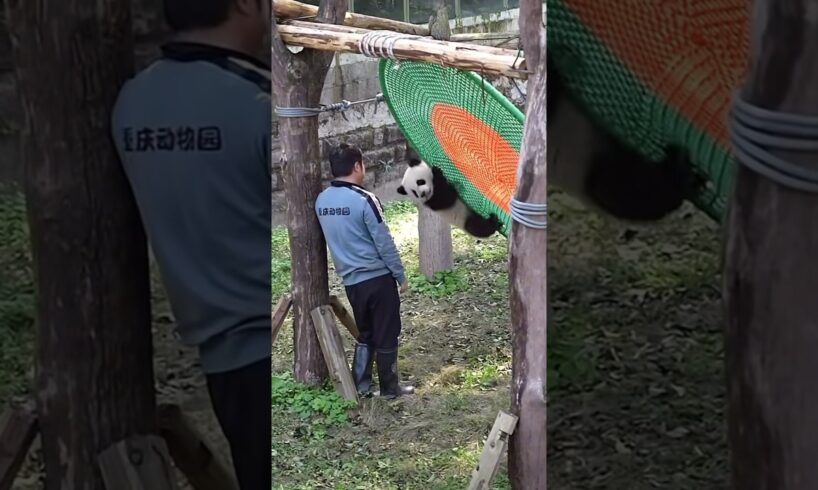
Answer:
[
  {"left": 206, "top": 358, "right": 271, "bottom": 490},
  {"left": 345, "top": 273, "right": 402, "bottom": 350}
]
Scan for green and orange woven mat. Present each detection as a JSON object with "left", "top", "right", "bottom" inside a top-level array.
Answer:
[
  {"left": 379, "top": 59, "right": 524, "bottom": 237},
  {"left": 548, "top": 0, "right": 751, "bottom": 220}
]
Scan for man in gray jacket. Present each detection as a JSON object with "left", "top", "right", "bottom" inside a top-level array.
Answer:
[
  {"left": 316, "top": 144, "right": 414, "bottom": 399},
  {"left": 111, "top": 0, "right": 271, "bottom": 487}
]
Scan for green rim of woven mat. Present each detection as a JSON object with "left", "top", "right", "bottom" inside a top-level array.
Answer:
[
  {"left": 379, "top": 58, "right": 525, "bottom": 237},
  {"left": 548, "top": 0, "right": 736, "bottom": 221}
]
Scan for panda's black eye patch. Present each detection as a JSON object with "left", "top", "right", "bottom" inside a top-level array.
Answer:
[{"left": 416, "top": 179, "right": 426, "bottom": 186}]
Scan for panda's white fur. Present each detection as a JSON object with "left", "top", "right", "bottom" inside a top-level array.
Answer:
[
  {"left": 397, "top": 158, "right": 502, "bottom": 238},
  {"left": 545, "top": 57, "right": 705, "bottom": 222}
]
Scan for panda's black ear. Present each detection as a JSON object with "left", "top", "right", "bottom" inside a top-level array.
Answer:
[
  {"left": 407, "top": 159, "right": 421, "bottom": 167},
  {"left": 397, "top": 185, "right": 407, "bottom": 195}
]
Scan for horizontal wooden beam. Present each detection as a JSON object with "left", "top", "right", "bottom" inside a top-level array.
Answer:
[
  {"left": 276, "top": 24, "right": 529, "bottom": 79},
  {"left": 274, "top": 0, "right": 430, "bottom": 36},
  {"left": 283, "top": 20, "right": 518, "bottom": 58}
]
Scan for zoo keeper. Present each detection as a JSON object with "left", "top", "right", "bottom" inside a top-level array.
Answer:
[
  {"left": 316, "top": 143, "right": 415, "bottom": 399},
  {"left": 110, "top": 0, "right": 272, "bottom": 488}
]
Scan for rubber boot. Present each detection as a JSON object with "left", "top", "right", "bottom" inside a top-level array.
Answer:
[
  {"left": 376, "top": 348, "right": 415, "bottom": 399},
  {"left": 351, "top": 343, "right": 374, "bottom": 396}
]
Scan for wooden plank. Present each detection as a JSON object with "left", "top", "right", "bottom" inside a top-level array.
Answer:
[
  {"left": 468, "top": 411, "right": 519, "bottom": 490},
  {"left": 310, "top": 306, "right": 359, "bottom": 403},
  {"left": 156, "top": 404, "right": 238, "bottom": 490},
  {"left": 0, "top": 403, "right": 38, "bottom": 490},
  {"left": 723, "top": 1, "right": 818, "bottom": 488},
  {"left": 98, "top": 435, "right": 177, "bottom": 490},
  {"left": 275, "top": 24, "right": 529, "bottom": 79},
  {"left": 274, "top": 0, "right": 430, "bottom": 36},
  {"left": 271, "top": 293, "right": 293, "bottom": 347},
  {"left": 328, "top": 294, "right": 359, "bottom": 339}
]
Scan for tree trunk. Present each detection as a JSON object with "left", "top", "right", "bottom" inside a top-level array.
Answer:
[
  {"left": 508, "top": 0, "right": 547, "bottom": 488},
  {"left": 418, "top": 206, "right": 453, "bottom": 280},
  {"left": 6, "top": 0, "right": 156, "bottom": 488},
  {"left": 723, "top": 1, "right": 818, "bottom": 488},
  {"left": 272, "top": 0, "right": 349, "bottom": 385}
]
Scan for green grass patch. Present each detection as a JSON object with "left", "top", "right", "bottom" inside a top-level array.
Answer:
[
  {"left": 271, "top": 226, "right": 291, "bottom": 300},
  {"left": 407, "top": 268, "right": 469, "bottom": 298},
  {"left": 271, "top": 373, "right": 357, "bottom": 441},
  {"left": 0, "top": 188, "right": 34, "bottom": 406}
]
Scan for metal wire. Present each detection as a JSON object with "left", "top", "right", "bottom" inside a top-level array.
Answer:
[{"left": 275, "top": 93, "right": 386, "bottom": 118}]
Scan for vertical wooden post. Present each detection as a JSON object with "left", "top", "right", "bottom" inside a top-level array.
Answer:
[
  {"left": 723, "top": 1, "right": 818, "bottom": 488},
  {"left": 418, "top": 206, "right": 454, "bottom": 279},
  {"left": 271, "top": 0, "right": 349, "bottom": 385},
  {"left": 6, "top": 0, "right": 156, "bottom": 488},
  {"left": 507, "top": 0, "right": 547, "bottom": 488}
]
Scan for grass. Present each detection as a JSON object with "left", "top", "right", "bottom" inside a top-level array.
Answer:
[
  {"left": 0, "top": 187, "right": 34, "bottom": 407},
  {"left": 271, "top": 191, "right": 727, "bottom": 489}
]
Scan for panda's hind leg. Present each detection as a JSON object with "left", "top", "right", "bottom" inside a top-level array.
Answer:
[{"left": 464, "top": 212, "right": 503, "bottom": 238}]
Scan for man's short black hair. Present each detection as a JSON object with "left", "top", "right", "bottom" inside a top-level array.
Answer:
[
  {"left": 329, "top": 143, "right": 364, "bottom": 178},
  {"left": 164, "top": 0, "right": 235, "bottom": 32}
]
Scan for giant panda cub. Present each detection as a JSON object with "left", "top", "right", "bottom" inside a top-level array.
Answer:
[
  {"left": 397, "top": 153, "right": 503, "bottom": 238},
  {"left": 547, "top": 56, "right": 706, "bottom": 221}
]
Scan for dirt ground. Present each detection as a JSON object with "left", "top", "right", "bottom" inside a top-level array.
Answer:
[{"left": 271, "top": 190, "right": 727, "bottom": 489}]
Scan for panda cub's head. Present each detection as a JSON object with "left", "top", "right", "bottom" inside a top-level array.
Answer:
[{"left": 396, "top": 158, "right": 435, "bottom": 204}]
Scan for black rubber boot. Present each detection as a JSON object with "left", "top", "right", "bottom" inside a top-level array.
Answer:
[
  {"left": 376, "top": 348, "right": 415, "bottom": 399},
  {"left": 351, "top": 343, "right": 374, "bottom": 395}
]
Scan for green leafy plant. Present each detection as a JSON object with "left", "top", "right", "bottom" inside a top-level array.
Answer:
[
  {"left": 271, "top": 373, "right": 357, "bottom": 440},
  {"left": 271, "top": 227, "right": 291, "bottom": 300},
  {"left": 408, "top": 268, "right": 468, "bottom": 298}
]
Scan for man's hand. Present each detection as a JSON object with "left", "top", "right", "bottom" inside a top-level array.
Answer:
[{"left": 399, "top": 280, "right": 409, "bottom": 295}]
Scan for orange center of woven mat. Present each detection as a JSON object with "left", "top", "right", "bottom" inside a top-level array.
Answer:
[
  {"left": 430, "top": 103, "right": 518, "bottom": 214},
  {"left": 563, "top": 0, "right": 750, "bottom": 147}
]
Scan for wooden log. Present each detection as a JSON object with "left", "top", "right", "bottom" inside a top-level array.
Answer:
[
  {"left": 97, "top": 435, "right": 176, "bottom": 490},
  {"left": 451, "top": 32, "right": 520, "bottom": 42},
  {"left": 156, "top": 404, "right": 238, "bottom": 490},
  {"left": 274, "top": 0, "right": 430, "bottom": 36},
  {"left": 0, "top": 404, "right": 37, "bottom": 490},
  {"left": 723, "top": 1, "right": 818, "bottom": 488},
  {"left": 276, "top": 24, "right": 529, "bottom": 79},
  {"left": 328, "top": 294, "right": 360, "bottom": 339},
  {"left": 282, "top": 20, "right": 517, "bottom": 57},
  {"left": 507, "top": 0, "right": 547, "bottom": 488},
  {"left": 468, "top": 411, "right": 519, "bottom": 490},
  {"left": 310, "top": 306, "right": 359, "bottom": 403},
  {"left": 7, "top": 0, "right": 157, "bottom": 487},
  {"left": 272, "top": 0, "right": 349, "bottom": 386},
  {"left": 271, "top": 293, "right": 293, "bottom": 347}
]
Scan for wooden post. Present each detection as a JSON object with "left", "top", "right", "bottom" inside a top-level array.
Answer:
[
  {"left": 723, "top": 1, "right": 818, "bottom": 488},
  {"left": 0, "top": 404, "right": 37, "bottom": 490},
  {"left": 467, "top": 411, "right": 518, "bottom": 490},
  {"left": 272, "top": 0, "right": 349, "bottom": 385},
  {"left": 507, "top": 0, "right": 547, "bottom": 488},
  {"left": 310, "top": 306, "right": 359, "bottom": 403},
  {"left": 97, "top": 436, "right": 176, "bottom": 490},
  {"left": 6, "top": 1, "right": 156, "bottom": 488},
  {"left": 156, "top": 404, "right": 238, "bottom": 490},
  {"left": 272, "top": 293, "right": 294, "bottom": 347},
  {"left": 418, "top": 206, "right": 454, "bottom": 280},
  {"left": 328, "top": 294, "right": 360, "bottom": 339}
]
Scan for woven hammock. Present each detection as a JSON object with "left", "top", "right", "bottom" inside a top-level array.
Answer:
[
  {"left": 379, "top": 59, "right": 523, "bottom": 237},
  {"left": 549, "top": 0, "right": 751, "bottom": 220}
]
